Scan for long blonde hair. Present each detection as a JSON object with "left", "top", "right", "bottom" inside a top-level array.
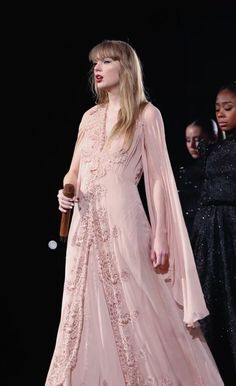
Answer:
[{"left": 89, "top": 40, "right": 149, "bottom": 147}]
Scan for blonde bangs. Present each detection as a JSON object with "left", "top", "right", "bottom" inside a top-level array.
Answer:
[{"left": 89, "top": 41, "right": 121, "bottom": 62}]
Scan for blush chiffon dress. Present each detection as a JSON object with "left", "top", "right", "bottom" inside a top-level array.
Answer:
[{"left": 45, "top": 102, "right": 224, "bottom": 386}]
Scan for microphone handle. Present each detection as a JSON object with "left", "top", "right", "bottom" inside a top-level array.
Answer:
[{"left": 59, "top": 183, "right": 75, "bottom": 242}]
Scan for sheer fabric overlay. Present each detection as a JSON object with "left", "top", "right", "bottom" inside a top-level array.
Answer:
[{"left": 45, "top": 103, "right": 223, "bottom": 386}]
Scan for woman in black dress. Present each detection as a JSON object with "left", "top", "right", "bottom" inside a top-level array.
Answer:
[
  {"left": 191, "top": 81, "right": 236, "bottom": 386},
  {"left": 177, "top": 117, "right": 219, "bottom": 236}
]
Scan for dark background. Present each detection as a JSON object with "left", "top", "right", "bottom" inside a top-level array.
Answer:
[{"left": 1, "top": 3, "right": 236, "bottom": 385}]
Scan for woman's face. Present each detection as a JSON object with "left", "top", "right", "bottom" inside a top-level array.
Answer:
[
  {"left": 215, "top": 90, "right": 236, "bottom": 132},
  {"left": 93, "top": 57, "right": 121, "bottom": 92},
  {"left": 185, "top": 125, "right": 203, "bottom": 159}
]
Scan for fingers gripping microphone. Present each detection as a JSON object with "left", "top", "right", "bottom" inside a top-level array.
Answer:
[{"left": 59, "top": 183, "right": 75, "bottom": 243}]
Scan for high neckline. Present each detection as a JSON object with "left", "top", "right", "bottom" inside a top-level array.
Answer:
[{"left": 225, "top": 127, "right": 236, "bottom": 140}]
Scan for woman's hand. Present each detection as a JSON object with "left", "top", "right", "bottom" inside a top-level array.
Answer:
[
  {"left": 57, "top": 189, "right": 78, "bottom": 213},
  {"left": 150, "top": 236, "right": 169, "bottom": 273}
]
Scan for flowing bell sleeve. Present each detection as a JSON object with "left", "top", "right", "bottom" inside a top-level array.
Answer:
[{"left": 141, "top": 103, "right": 209, "bottom": 326}]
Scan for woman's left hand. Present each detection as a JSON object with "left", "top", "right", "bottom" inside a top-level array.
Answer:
[{"left": 150, "top": 237, "right": 169, "bottom": 273}]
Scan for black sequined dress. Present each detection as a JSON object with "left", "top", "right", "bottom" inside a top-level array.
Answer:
[
  {"left": 191, "top": 127, "right": 236, "bottom": 386},
  {"left": 177, "top": 158, "right": 204, "bottom": 236}
]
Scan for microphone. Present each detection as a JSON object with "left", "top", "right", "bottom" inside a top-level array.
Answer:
[{"left": 59, "top": 183, "right": 75, "bottom": 243}]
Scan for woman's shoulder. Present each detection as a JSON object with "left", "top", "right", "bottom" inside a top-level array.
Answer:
[
  {"left": 82, "top": 104, "right": 102, "bottom": 118},
  {"left": 142, "top": 102, "right": 162, "bottom": 119},
  {"left": 141, "top": 102, "right": 164, "bottom": 129},
  {"left": 80, "top": 104, "right": 106, "bottom": 125},
  {"left": 198, "top": 138, "right": 216, "bottom": 158}
]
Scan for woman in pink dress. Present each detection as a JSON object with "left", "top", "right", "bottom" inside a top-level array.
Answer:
[{"left": 45, "top": 40, "right": 224, "bottom": 386}]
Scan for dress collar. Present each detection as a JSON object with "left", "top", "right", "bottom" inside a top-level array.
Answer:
[{"left": 225, "top": 127, "right": 236, "bottom": 140}]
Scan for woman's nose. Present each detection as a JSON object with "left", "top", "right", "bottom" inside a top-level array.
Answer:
[
  {"left": 190, "top": 139, "right": 196, "bottom": 148},
  {"left": 94, "top": 61, "right": 102, "bottom": 70},
  {"left": 216, "top": 108, "right": 225, "bottom": 118}
]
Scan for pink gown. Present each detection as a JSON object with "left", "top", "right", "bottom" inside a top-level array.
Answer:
[{"left": 45, "top": 102, "right": 224, "bottom": 386}]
